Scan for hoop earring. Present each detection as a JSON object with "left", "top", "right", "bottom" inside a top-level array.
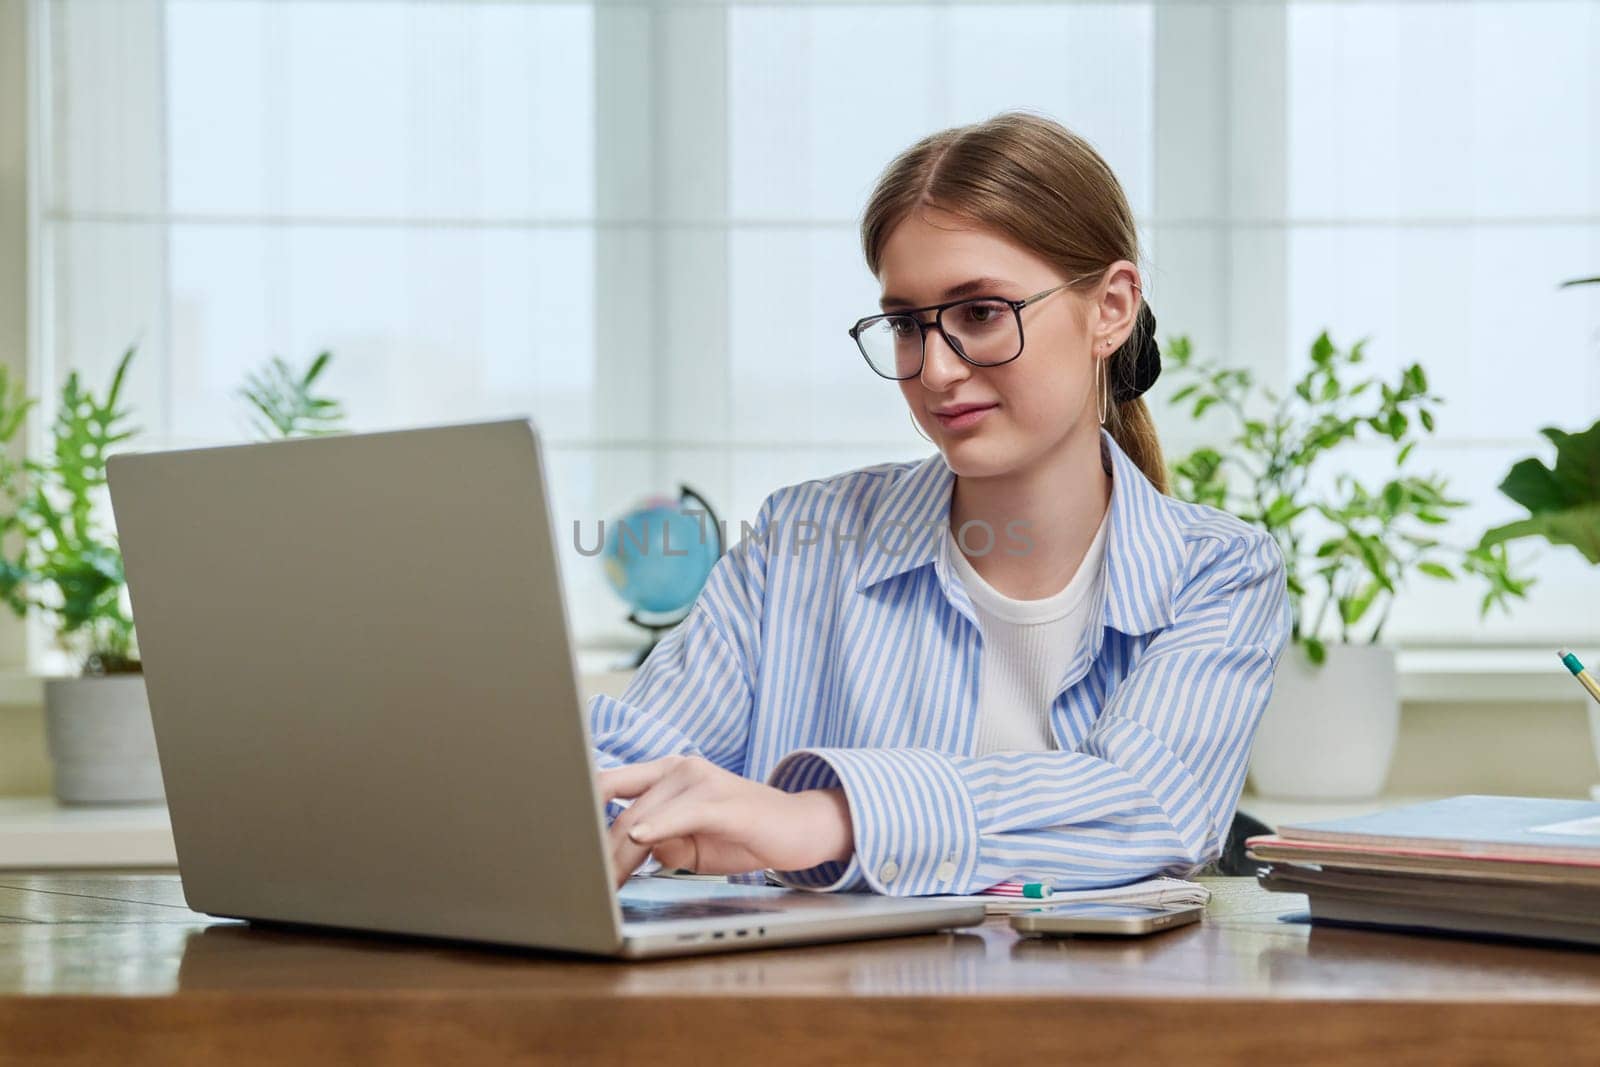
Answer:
[
  {"left": 908, "top": 410, "right": 932, "bottom": 443},
  {"left": 1095, "top": 347, "right": 1110, "bottom": 426}
]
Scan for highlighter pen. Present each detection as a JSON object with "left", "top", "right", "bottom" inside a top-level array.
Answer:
[
  {"left": 980, "top": 881, "right": 1053, "bottom": 899},
  {"left": 1558, "top": 648, "right": 1600, "bottom": 707}
]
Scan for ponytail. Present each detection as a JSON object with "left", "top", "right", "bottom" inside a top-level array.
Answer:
[
  {"left": 1106, "top": 398, "right": 1168, "bottom": 494},
  {"left": 1103, "top": 300, "right": 1167, "bottom": 493}
]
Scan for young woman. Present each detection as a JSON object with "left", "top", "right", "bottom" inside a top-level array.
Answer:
[{"left": 590, "top": 111, "right": 1291, "bottom": 896}]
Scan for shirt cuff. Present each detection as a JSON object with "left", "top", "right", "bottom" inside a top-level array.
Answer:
[{"left": 765, "top": 747, "right": 980, "bottom": 896}]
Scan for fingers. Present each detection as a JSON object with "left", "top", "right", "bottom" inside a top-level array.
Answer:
[
  {"left": 645, "top": 834, "right": 701, "bottom": 874},
  {"left": 610, "top": 836, "right": 652, "bottom": 890},
  {"left": 614, "top": 781, "right": 747, "bottom": 885},
  {"left": 609, "top": 807, "right": 666, "bottom": 887},
  {"left": 605, "top": 757, "right": 708, "bottom": 886},
  {"left": 597, "top": 756, "right": 771, "bottom": 887},
  {"left": 609, "top": 761, "right": 700, "bottom": 841},
  {"left": 624, "top": 789, "right": 734, "bottom": 846},
  {"left": 597, "top": 757, "right": 683, "bottom": 804},
  {"left": 637, "top": 786, "right": 847, "bottom": 875}
]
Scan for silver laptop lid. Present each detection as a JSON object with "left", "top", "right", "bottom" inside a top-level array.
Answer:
[{"left": 107, "top": 419, "right": 625, "bottom": 953}]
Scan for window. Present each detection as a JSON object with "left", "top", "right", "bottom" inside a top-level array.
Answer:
[
  {"left": 28, "top": 0, "right": 1600, "bottom": 659},
  {"left": 1277, "top": 2, "right": 1600, "bottom": 645}
]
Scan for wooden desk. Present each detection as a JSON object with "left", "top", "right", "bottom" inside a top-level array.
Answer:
[{"left": 3, "top": 875, "right": 1598, "bottom": 1065}]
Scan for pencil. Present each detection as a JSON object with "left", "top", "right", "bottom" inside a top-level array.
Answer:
[{"left": 1558, "top": 648, "right": 1600, "bottom": 707}]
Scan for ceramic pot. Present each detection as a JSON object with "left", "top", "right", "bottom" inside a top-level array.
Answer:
[
  {"left": 43, "top": 674, "right": 165, "bottom": 805},
  {"left": 1588, "top": 703, "right": 1600, "bottom": 802},
  {"left": 1249, "top": 643, "right": 1399, "bottom": 801}
]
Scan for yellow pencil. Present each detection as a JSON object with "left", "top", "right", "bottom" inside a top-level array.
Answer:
[{"left": 1558, "top": 648, "right": 1600, "bottom": 706}]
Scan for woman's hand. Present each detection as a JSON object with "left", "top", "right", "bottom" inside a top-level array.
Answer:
[{"left": 598, "top": 756, "right": 853, "bottom": 889}]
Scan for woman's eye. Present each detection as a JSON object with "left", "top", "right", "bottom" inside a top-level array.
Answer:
[
  {"left": 960, "top": 301, "right": 1008, "bottom": 326},
  {"left": 888, "top": 318, "right": 919, "bottom": 337}
]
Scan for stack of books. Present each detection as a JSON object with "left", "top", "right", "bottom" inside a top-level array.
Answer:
[{"left": 1247, "top": 795, "right": 1600, "bottom": 948}]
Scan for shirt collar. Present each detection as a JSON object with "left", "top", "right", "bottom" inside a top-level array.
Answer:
[{"left": 852, "top": 428, "right": 1186, "bottom": 636}]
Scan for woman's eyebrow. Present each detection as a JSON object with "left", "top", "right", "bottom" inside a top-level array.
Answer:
[{"left": 879, "top": 276, "right": 1015, "bottom": 310}]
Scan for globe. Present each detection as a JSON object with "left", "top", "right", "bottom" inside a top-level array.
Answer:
[{"left": 601, "top": 485, "right": 723, "bottom": 638}]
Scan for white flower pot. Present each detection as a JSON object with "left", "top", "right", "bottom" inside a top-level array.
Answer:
[
  {"left": 43, "top": 675, "right": 166, "bottom": 806},
  {"left": 1249, "top": 643, "right": 1399, "bottom": 801},
  {"left": 1589, "top": 704, "right": 1600, "bottom": 801}
]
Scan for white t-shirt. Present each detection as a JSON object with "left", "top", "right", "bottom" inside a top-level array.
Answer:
[{"left": 942, "top": 509, "right": 1109, "bottom": 755}]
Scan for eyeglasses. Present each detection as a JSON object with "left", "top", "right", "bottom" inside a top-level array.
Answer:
[{"left": 847, "top": 283, "right": 1071, "bottom": 381}]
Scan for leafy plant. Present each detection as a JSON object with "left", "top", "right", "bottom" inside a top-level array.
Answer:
[
  {"left": 1478, "top": 419, "right": 1600, "bottom": 564},
  {"left": 1165, "top": 332, "right": 1529, "bottom": 665},
  {"left": 0, "top": 348, "right": 347, "bottom": 677},
  {"left": 238, "top": 350, "right": 345, "bottom": 438},
  {"left": 0, "top": 349, "right": 140, "bottom": 674}
]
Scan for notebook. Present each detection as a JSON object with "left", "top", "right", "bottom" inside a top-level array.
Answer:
[
  {"left": 1258, "top": 864, "right": 1600, "bottom": 948},
  {"left": 1245, "top": 835, "right": 1600, "bottom": 887},
  {"left": 1252, "top": 796, "right": 1600, "bottom": 949},
  {"left": 1261, "top": 863, "right": 1600, "bottom": 921},
  {"left": 1275, "top": 795, "right": 1600, "bottom": 864}
]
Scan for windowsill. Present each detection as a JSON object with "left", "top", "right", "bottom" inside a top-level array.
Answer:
[
  {"left": 0, "top": 796, "right": 176, "bottom": 869},
  {"left": 1390, "top": 647, "right": 1594, "bottom": 704},
  {"left": 0, "top": 646, "right": 1591, "bottom": 709},
  {"left": 1237, "top": 792, "right": 1450, "bottom": 832},
  {"left": 0, "top": 650, "right": 641, "bottom": 709}
]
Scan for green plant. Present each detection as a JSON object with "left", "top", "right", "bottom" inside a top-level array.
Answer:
[
  {"left": 238, "top": 350, "right": 345, "bottom": 438},
  {"left": 0, "top": 348, "right": 348, "bottom": 677},
  {"left": 0, "top": 349, "right": 140, "bottom": 674},
  {"left": 1487, "top": 276, "right": 1600, "bottom": 560},
  {"left": 1478, "top": 418, "right": 1600, "bottom": 565},
  {"left": 1165, "top": 332, "right": 1529, "bottom": 665}
]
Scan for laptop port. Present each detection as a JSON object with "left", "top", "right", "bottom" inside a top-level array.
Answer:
[
  {"left": 712, "top": 931, "right": 725, "bottom": 939},
  {"left": 735, "top": 930, "right": 748, "bottom": 937}
]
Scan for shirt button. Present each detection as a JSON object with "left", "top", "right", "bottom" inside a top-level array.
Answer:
[
  {"left": 878, "top": 860, "right": 900, "bottom": 885},
  {"left": 935, "top": 860, "right": 957, "bottom": 882}
]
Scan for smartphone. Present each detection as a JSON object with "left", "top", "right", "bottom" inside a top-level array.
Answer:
[{"left": 1010, "top": 902, "right": 1205, "bottom": 938}]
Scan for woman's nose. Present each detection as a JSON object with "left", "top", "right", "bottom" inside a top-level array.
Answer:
[{"left": 919, "top": 328, "right": 970, "bottom": 391}]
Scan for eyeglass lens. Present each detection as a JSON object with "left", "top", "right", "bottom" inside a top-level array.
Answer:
[{"left": 856, "top": 298, "right": 1020, "bottom": 378}]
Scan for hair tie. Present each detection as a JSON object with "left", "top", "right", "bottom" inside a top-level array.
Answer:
[{"left": 1111, "top": 303, "right": 1162, "bottom": 403}]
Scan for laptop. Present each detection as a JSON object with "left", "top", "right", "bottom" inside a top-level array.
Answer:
[{"left": 105, "top": 418, "right": 985, "bottom": 958}]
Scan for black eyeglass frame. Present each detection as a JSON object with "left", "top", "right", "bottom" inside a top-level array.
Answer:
[{"left": 846, "top": 283, "right": 1071, "bottom": 381}]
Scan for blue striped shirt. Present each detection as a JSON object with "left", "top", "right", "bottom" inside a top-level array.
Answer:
[{"left": 587, "top": 428, "right": 1291, "bottom": 896}]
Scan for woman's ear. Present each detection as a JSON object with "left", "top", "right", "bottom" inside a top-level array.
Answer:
[{"left": 1094, "top": 260, "right": 1143, "bottom": 349}]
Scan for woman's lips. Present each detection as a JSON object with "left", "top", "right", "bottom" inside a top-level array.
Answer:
[{"left": 933, "top": 403, "right": 997, "bottom": 431}]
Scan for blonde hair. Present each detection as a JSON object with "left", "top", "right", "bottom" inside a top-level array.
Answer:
[{"left": 860, "top": 110, "right": 1168, "bottom": 493}]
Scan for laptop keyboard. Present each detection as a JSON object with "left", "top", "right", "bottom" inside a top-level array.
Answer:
[{"left": 620, "top": 898, "right": 785, "bottom": 924}]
